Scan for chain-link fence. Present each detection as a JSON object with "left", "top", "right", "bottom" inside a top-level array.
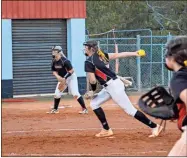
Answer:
[{"left": 86, "top": 29, "right": 173, "bottom": 92}]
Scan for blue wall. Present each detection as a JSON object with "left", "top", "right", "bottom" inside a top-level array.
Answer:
[
  {"left": 2, "top": 19, "right": 13, "bottom": 98},
  {"left": 67, "top": 19, "right": 86, "bottom": 77},
  {"left": 2, "top": 19, "right": 12, "bottom": 80}
]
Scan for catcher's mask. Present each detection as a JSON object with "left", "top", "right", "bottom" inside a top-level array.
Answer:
[
  {"left": 164, "top": 36, "right": 187, "bottom": 70},
  {"left": 138, "top": 86, "right": 178, "bottom": 120}
]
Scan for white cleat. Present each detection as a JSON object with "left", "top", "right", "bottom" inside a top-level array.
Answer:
[
  {"left": 95, "top": 128, "right": 114, "bottom": 138},
  {"left": 149, "top": 124, "right": 163, "bottom": 138},
  {"left": 46, "top": 109, "right": 59, "bottom": 114},
  {"left": 79, "top": 109, "right": 88, "bottom": 114}
]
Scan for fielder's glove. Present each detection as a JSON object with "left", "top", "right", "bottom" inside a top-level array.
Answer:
[
  {"left": 58, "top": 81, "right": 67, "bottom": 92},
  {"left": 118, "top": 76, "right": 132, "bottom": 87},
  {"left": 84, "top": 91, "right": 98, "bottom": 100},
  {"left": 138, "top": 86, "right": 178, "bottom": 120}
]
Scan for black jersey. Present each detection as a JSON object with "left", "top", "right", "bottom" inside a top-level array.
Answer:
[
  {"left": 170, "top": 67, "right": 187, "bottom": 129},
  {"left": 170, "top": 67, "right": 187, "bottom": 103},
  {"left": 84, "top": 52, "right": 117, "bottom": 85},
  {"left": 51, "top": 57, "right": 73, "bottom": 78}
]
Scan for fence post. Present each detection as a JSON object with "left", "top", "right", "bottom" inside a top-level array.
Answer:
[
  {"left": 136, "top": 35, "right": 141, "bottom": 92},
  {"left": 107, "top": 34, "right": 109, "bottom": 53},
  {"left": 150, "top": 32, "right": 153, "bottom": 88},
  {"left": 161, "top": 46, "right": 164, "bottom": 85},
  {"left": 97, "top": 40, "right": 100, "bottom": 49},
  {"left": 167, "top": 34, "right": 172, "bottom": 86}
]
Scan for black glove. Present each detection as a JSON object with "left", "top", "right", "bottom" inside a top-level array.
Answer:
[{"left": 138, "top": 86, "right": 178, "bottom": 120}]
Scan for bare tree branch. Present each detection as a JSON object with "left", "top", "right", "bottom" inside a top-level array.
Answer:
[
  {"left": 146, "top": 1, "right": 165, "bottom": 30},
  {"left": 146, "top": 1, "right": 185, "bottom": 33},
  {"left": 153, "top": 6, "right": 167, "bottom": 10},
  {"left": 156, "top": 12, "right": 184, "bottom": 33}
]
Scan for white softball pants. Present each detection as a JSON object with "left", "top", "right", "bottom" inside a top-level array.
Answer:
[
  {"left": 54, "top": 73, "right": 81, "bottom": 99},
  {"left": 168, "top": 126, "right": 187, "bottom": 156},
  {"left": 90, "top": 78, "right": 137, "bottom": 116}
]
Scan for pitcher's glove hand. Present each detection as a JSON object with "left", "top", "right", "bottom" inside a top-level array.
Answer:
[
  {"left": 118, "top": 76, "right": 132, "bottom": 87},
  {"left": 58, "top": 79, "right": 67, "bottom": 92},
  {"left": 84, "top": 91, "right": 97, "bottom": 100}
]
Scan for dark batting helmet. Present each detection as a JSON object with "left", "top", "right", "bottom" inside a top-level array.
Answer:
[
  {"left": 83, "top": 40, "right": 98, "bottom": 48},
  {"left": 165, "top": 36, "right": 187, "bottom": 66}
]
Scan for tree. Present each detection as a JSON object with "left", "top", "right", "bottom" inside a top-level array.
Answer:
[{"left": 86, "top": 1, "right": 187, "bottom": 35}]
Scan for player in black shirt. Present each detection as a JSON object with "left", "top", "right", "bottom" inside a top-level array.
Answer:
[
  {"left": 47, "top": 46, "right": 88, "bottom": 114},
  {"left": 164, "top": 36, "right": 187, "bottom": 156},
  {"left": 83, "top": 40, "right": 163, "bottom": 138}
]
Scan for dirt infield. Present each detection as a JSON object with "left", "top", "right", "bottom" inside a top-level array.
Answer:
[{"left": 2, "top": 95, "right": 180, "bottom": 156}]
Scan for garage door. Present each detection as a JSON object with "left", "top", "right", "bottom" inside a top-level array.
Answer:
[{"left": 12, "top": 20, "right": 67, "bottom": 96}]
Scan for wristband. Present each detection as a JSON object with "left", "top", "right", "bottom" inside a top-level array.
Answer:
[
  {"left": 64, "top": 72, "right": 72, "bottom": 79},
  {"left": 90, "top": 83, "right": 97, "bottom": 91}
]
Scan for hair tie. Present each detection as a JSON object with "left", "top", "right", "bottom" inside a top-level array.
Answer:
[
  {"left": 97, "top": 50, "right": 109, "bottom": 62},
  {"left": 184, "top": 60, "right": 187, "bottom": 66}
]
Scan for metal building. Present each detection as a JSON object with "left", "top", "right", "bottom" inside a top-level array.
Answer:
[{"left": 2, "top": 0, "right": 87, "bottom": 98}]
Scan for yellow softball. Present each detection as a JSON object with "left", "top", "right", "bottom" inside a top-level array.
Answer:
[
  {"left": 184, "top": 60, "right": 187, "bottom": 66},
  {"left": 138, "top": 49, "right": 146, "bottom": 57}
]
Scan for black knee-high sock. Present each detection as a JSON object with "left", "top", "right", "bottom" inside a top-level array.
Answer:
[
  {"left": 134, "top": 110, "right": 157, "bottom": 128},
  {"left": 54, "top": 98, "right": 60, "bottom": 110},
  {"left": 77, "top": 96, "right": 86, "bottom": 109},
  {"left": 93, "top": 107, "right": 110, "bottom": 130}
]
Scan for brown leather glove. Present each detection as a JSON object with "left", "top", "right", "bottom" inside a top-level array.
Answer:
[{"left": 58, "top": 80, "right": 67, "bottom": 92}]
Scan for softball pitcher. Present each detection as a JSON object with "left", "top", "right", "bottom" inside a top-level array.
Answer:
[
  {"left": 83, "top": 40, "right": 163, "bottom": 137},
  {"left": 47, "top": 46, "right": 88, "bottom": 114}
]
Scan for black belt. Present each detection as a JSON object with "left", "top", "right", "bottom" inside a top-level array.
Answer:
[{"left": 103, "top": 76, "right": 118, "bottom": 87}]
